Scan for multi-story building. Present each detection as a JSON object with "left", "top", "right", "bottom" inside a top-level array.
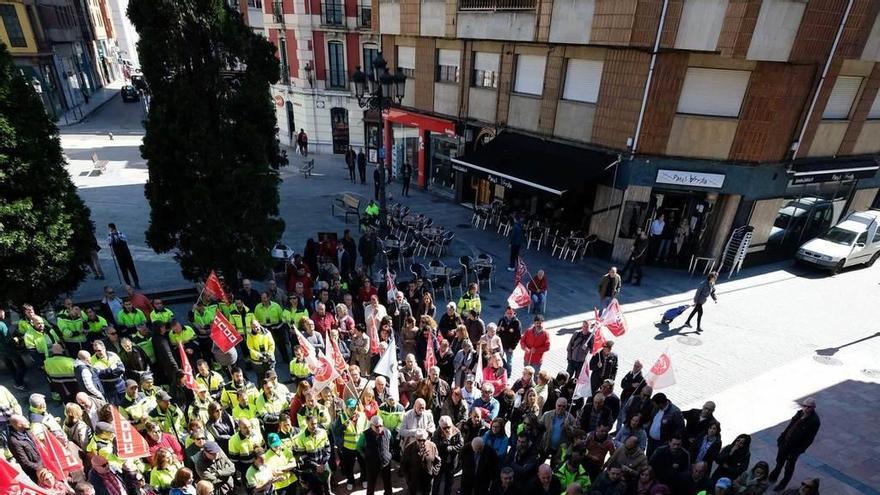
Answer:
[
  {"left": 105, "top": 0, "right": 136, "bottom": 68},
  {"left": 347, "top": 0, "right": 880, "bottom": 267},
  {"left": 77, "top": 0, "right": 119, "bottom": 86},
  {"left": 262, "top": 0, "right": 380, "bottom": 153}
]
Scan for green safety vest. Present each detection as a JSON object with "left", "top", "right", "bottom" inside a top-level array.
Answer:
[
  {"left": 131, "top": 333, "right": 156, "bottom": 362},
  {"left": 228, "top": 307, "right": 254, "bottom": 334},
  {"left": 378, "top": 408, "right": 404, "bottom": 431},
  {"left": 192, "top": 306, "right": 217, "bottom": 329},
  {"left": 341, "top": 413, "right": 367, "bottom": 451},
  {"left": 289, "top": 358, "right": 310, "bottom": 379},
  {"left": 187, "top": 398, "right": 212, "bottom": 424},
  {"left": 169, "top": 326, "right": 196, "bottom": 346},
  {"left": 44, "top": 356, "right": 76, "bottom": 379},
  {"left": 231, "top": 400, "right": 258, "bottom": 422},
  {"left": 120, "top": 393, "right": 153, "bottom": 424},
  {"left": 297, "top": 405, "right": 331, "bottom": 430},
  {"left": 149, "top": 405, "right": 185, "bottom": 438},
  {"left": 254, "top": 302, "right": 283, "bottom": 326},
  {"left": 57, "top": 317, "right": 87, "bottom": 343},
  {"left": 86, "top": 316, "right": 108, "bottom": 335},
  {"left": 150, "top": 465, "right": 179, "bottom": 489},
  {"left": 116, "top": 309, "right": 147, "bottom": 329},
  {"left": 294, "top": 427, "right": 330, "bottom": 454},
  {"left": 255, "top": 393, "right": 288, "bottom": 418},
  {"left": 282, "top": 308, "right": 309, "bottom": 330},
  {"left": 150, "top": 308, "right": 174, "bottom": 324},
  {"left": 265, "top": 447, "right": 297, "bottom": 489},
  {"left": 220, "top": 382, "right": 258, "bottom": 410},
  {"left": 195, "top": 371, "right": 224, "bottom": 395},
  {"left": 23, "top": 325, "right": 61, "bottom": 357},
  {"left": 245, "top": 330, "right": 275, "bottom": 364},
  {"left": 229, "top": 426, "right": 264, "bottom": 465},
  {"left": 555, "top": 462, "right": 591, "bottom": 493}
]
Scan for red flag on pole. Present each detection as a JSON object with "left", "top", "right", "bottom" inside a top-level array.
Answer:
[
  {"left": 572, "top": 359, "right": 591, "bottom": 400},
  {"left": 514, "top": 257, "right": 528, "bottom": 285},
  {"left": 645, "top": 351, "right": 676, "bottom": 390},
  {"left": 327, "top": 336, "right": 348, "bottom": 373},
  {"left": 204, "top": 270, "right": 227, "bottom": 302},
  {"left": 9, "top": 479, "right": 56, "bottom": 495},
  {"left": 424, "top": 333, "right": 437, "bottom": 371},
  {"left": 210, "top": 312, "right": 242, "bottom": 353},
  {"left": 506, "top": 282, "right": 531, "bottom": 310},
  {"left": 600, "top": 298, "right": 628, "bottom": 336},
  {"left": 178, "top": 343, "right": 198, "bottom": 391},
  {"left": 34, "top": 435, "right": 64, "bottom": 483},
  {"left": 366, "top": 311, "right": 380, "bottom": 355},
  {"left": 386, "top": 271, "right": 397, "bottom": 303},
  {"left": 592, "top": 310, "right": 607, "bottom": 354},
  {"left": 110, "top": 407, "right": 150, "bottom": 459},
  {"left": 44, "top": 432, "right": 83, "bottom": 473},
  {"left": 0, "top": 456, "right": 21, "bottom": 490},
  {"left": 292, "top": 325, "right": 316, "bottom": 361}
]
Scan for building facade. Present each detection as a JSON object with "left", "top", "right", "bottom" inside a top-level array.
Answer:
[{"left": 105, "top": 0, "right": 136, "bottom": 68}]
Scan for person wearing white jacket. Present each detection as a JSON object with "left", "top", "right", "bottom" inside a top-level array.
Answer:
[{"left": 399, "top": 398, "right": 436, "bottom": 450}]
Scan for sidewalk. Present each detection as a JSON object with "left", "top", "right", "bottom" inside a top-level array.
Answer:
[{"left": 56, "top": 81, "right": 124, "bottom": 127}]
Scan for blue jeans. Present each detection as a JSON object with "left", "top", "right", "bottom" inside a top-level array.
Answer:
[
  {"left": 503, "top": 349, "right": 514, "bottom": 377},
  {"left": 531, "top": 293, "right": 545, "bottom": 314}
]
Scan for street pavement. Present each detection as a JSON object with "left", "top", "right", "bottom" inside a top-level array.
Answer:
[{"left": 12, "top": 99, "right": 876, "bottom": 493}]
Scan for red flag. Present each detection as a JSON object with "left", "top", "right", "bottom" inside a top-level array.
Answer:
[
  {"left": 8, "top": 479, "right": 56, "bottom": 495},
  {"left": 506, "top": 282, "right": 531, "bottom": 310},
  {"left": 645, "top": 351, "right": 676, "bottom": 390},
  {"left": 572, "top": 359, "right": 591, "bottom": 400},
  {"left": 424, "top": 333, "right": 437, "bottom": 371},
  {"left": 514, "top": 257, "right": 527, "bottom": 285},
  {"left": 592, "top": 310, "right": 607, "bottom": 354},
  {"left": 327, "top": 337, "right": 348, "bottom": 373},
  {"left": 0, "top": 456, "right": 21, "bottom": 490},
  {"left": 292, "top": 325, "right": 316, "bottom": 360},
  {"left": 366, "top": 310, "right": 380, "bottom": 355},
  {"left": 309, "top": 351, "right": 340, "bottom": 392},
  {"left": 110, "top": 407, "right": 149, "bottom": 459},
  {"left": 210, "top": 312, "right": 242, "bottom": 353},
  {"left": 34, "top": 435, "right": 64, "bottom": 483},
  {"left": 204, "top": 270, "right": 227, "bottom": 302},
  {"left": 178, "top": 343, "right": 198, "bottom": 391},
  {"left": 600, "top": 298, "right": 628, "bottom": 336},
  {"left": 44, "top": 432, "right": 83, "bottom": 473}
]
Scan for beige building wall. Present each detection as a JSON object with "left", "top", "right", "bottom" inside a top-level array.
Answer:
[
  {"left": 665, "top": 115, "right": 738, "bottom": 159},
  {"left": 554, "top": 101, "right": 596, "bottom": 142},
  {"left": 748, "top": 198, "right": 786, "bottom": 252},
  {"left": 433, "top": 83, "right": 460, "bottom": 116},
  {"left": 507, "top": 95, "right": 542, "bottom": 131},
  {"left": 806, "top": 121, "right": 849, "bottom": 157},
  {"left": 420, "top": 0, "right": 446, "bottom": 36},
  {"left": 468, "top": 88, "right": 498, "bottom": 123},
  {"left": 852, "top": 121, "right": 880, "bottom": 154},
  {"left": 549, "top": 0, "right": 595, "bottom": 44},
  {"left": 457, "top": 12, "right": 537, "bottom": 40},
  {"left": 380, "top": 0, "right": 401, "bottom": 34},
  {"left": 849, "top": 188, "right": 879, "bottom": 213}
]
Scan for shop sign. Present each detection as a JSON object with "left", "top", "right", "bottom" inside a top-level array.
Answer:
[
  {"left": 656, "top": 169, "right": 725, "bottom": 188},
  {"left": 791, "top": 169, "right": 876, "bottom": 185},
  {"left": 452, "top": 164, "right": 468, "bottom": 173},
  {"left": 487, "top": 174, "right": 513, "bottom": 189}
]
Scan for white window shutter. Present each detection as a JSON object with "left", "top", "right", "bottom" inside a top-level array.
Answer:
[
  {"left": 474, "top": 52, "right": 500, "bottom": 72},
  {"left": 514, "top": 54, "right": 546, "bottom": 96},
  {"left": 438, "top": 49, "right": 460, "bottom": 68},
  {"left": 562, "top": 59, "right": 604, "bottom": 103},
  {"left": 822, "top": 76, "right": 863, "bottom": 119},
  {"left": 397, "top": 46, "right": 416, "bottom": 69},
  {"left": 677, "top": 68, "right": 751, "bottom": 117}
]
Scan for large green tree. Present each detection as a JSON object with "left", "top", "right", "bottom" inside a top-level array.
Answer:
[
  {"left": 0, "top": 43, "right": 96, "bottom": 309},
  {"left": 129, "top": 0, "right": 285, "bottom": 283}
]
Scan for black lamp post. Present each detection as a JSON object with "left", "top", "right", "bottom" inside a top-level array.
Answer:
[{"left": 351, "top": 52, "right": 406, "bottom": 229}]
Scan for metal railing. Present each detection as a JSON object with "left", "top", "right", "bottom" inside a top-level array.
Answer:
[
  {"left": 327, "top": 69, "right": 348, "bottom": 90},
  {"left": 272, "top": 1, "right": 284, "bottom": 23},
  {"left": 459, "top": 0, "right": 536, "bottom": 10},
  {"left": 322, "top": 0, "right": 344, "bottom": 25},
  {"left": 358, "top": 6, "right": 372, "bottom": 28}
]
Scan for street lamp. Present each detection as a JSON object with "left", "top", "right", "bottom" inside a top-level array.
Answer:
[{"left": 351, "top": 52, "right": 406, "bottom": 230}]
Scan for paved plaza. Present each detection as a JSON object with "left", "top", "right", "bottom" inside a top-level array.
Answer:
[{"left": 11, "top": 100, "right": 877, "bottom": 493}]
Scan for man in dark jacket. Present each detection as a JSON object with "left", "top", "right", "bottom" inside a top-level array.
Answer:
[
  {"left": 502, "top": 431, "right": 539, "bottom": 484},
  {"left": 646, "top": 393, "right": 684, "bottom": 456},
  {"left": 346, "top": 146, "right": 357, "bottom": 183},
  {"left": 373, "top": 166, "right": 382, "bottom": 200},
  {"left": 108, "top": 223, "right": 140, "bottom": 289},
  {"left": 359, "top": 232, "right": 379, "bottom": 278},
  {"left": 400, "top": 429, "right": 441, "bottom": 495},
  {"left": 622, "top": 231, "right": 648, "bottom": 285},
  {"left": 597, "top": 267, "right": 621, "bottom": 309},
  {"left": 508, "top": 215, "right": 524, "bottom": 271},
  {"left": 673, "top": 461, "right": 712, "bottom": 495},
  {"left": 769, "top": 398, "right": 821, "bottom": 492},
  {"left": 497, "top": 307, "right": 521, "bottom": 377},
  {"left": 460, "top": 436, "right": 499, "bottom": 495},
  {"left": 151, "top": 322, "right": 180, "bottom": 386},
  {"left": 357, "top": 149, "right": 367, "bottom": 184},
  {"left": 342, "top": 229, "right": 358, "bottom": 278},
  {"left": 589, "top": 340, "right": 618, "bottom": 395},
  {"left": 194, "top": 441, "right": 236, "bottom": 494},
  {"left": 7, "top": 415, "right": 43, "bottom": 480},
  {"left": 565, "top": 321, "right": 593, "bottom": 378},
  {"left": 590, "top": 464, "right": 627, "bottom": 495},
  {"left": 682, "top": 401, "right": 716, "bottom": 448},
  {"left": 360, "top": 415, "right": 394, "bottom": 495},
  {"left": 649, "top": 435, "right": 691, "bottom": 486},
  {"left": 75, "top": 351, "right": 106, "bottom": 401},
  {"left": 527, "top": 464, "right": 562, "bottom": 495}
]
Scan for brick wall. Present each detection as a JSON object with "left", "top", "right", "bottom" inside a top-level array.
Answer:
[
  {"left": 728, "top": 62, "right": 817, "bottom": 162},
  {"left": 459, "top": 41, "right": 473, "bottom": 117},
  {"left": 372, "top": 0, "right": 380, "bottom": 31},
  {"left": 346, "top": 33, "right": 360, "bottom": 76},
  {"left": 495, "top": 44, "right": 516, "bottom": 125},
  {"left": 445, "top": 0, "right": 457, "bottom": 37},
  {"left": 536, "top": 0, "right": 554, "bottom": 42},
  {"left": 591, "top": 0, "right": 638, "bottom": 46},
  {"left": 838, "top": 62, "right": 880, "bottom": 154},
  {"left": 789, "top": 0, "right": 848, "bottom": 64},
  {"left": 795, "top": 58, "right": 843, "bottom": 156},
  {"left": 591, "top": 49, "right": 650, "bottom": 149},
  {"left": 414, "top": 37, "right": 436, "bottom": 111},
  {"left": 659, "top": 0, "right": 684, "bottom": 48},
  {"left": 837, "top": 0, "right": 880, "bottom": 58},
  {"left": 716, "top": 0, "right": 761, "bottom": 58},
  {"left": 400, "top": 0, "right": 420, "bottom": 35},
  {"left": 382, "top": 35, "right": 396, "bottom": 69},
  {"left": 631, "top": 0, "right": 661, "bottom": 48},
  {"left": 538, "top": 46, "right": 564, "bottom": 134},
  {"left": 636, "top": 51, "right": 688, "bottom": 155},
  {"left": 314, "top": 31, "right": 327, "bottom": 79}
]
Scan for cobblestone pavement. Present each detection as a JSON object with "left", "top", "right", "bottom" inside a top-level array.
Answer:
[{"left": 41, "top": 102, "right": 880, "bottom": 494}]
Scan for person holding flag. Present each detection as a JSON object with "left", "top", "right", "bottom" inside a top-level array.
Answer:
[
  {"left": 565, "top": 320, "right": 593, "bottom": 378},
  {"left": 589, "top": 339, "right": 618, "bottom": 396}
]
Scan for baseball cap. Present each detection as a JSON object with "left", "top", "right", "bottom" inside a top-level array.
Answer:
[
  {"left": 157, "top": 390, "right": 172, "bottom": 401},
  {"left": 346, "top": 398, "right": 357, "bottom": 409},
  {"left": 204, "top": 441, "right": 221, "bottom": 454},
  {"left": 715, "top": 478, "right": 732, "bottom": 489},
  {"left": 268, "top": 433, "right": 282, "bottom": 448}
]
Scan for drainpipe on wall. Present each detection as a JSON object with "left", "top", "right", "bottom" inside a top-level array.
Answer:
[
  {"left": 791, "top": 0, "right": 855, "bottom": 160},
  {"left": 629, "top": 0, "right": 670, "bottom": 158}
]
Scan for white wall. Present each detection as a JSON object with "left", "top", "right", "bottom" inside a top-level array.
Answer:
[
  {"left": 746, "top": 0, "right": 807, "bottom": 61},
  {"left": 457, "top": 12, "right": 535, "bottom": 41},
  {"left": 433, "top": 83, "right": 459, "bottom": 116},
  {"left": 549, "top": 0, "right": 594, "bottom": 44},
  {"left": 379, "top": 0, "right": 401, "bottom": 34},
  {"left": 106, "top": 0, "right": 140, "bottom": 67},
  {"left": 281, "top": 89, "right": 366, "bottom": 154},
  {"left": 468, "top": 87, "right": 497, "bottom": 123},
  {"left": 420, "top": 0, "right": 446, "bottom": 36},
  {"left": 674, "top": 0, "right": 729, "bottom": 52}
]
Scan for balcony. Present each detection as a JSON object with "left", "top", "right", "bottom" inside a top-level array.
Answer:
[
  {"left": 327, "top": 68, "right": 348, "bottom": 90},
  {"left": 272, "top": 1, "right": 284, "bottom": 23},
  {"left": 357, "top": 6, "right": 372, "bottom": 29},
  {"left": 458, "top": 0, "right": 535, "bottom": 10},
  {"left": 322, "top": 0, "right": 344, "bottom": 26}
]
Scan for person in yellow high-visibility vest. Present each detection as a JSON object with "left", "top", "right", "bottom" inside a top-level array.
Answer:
[
  {"left": 149, "top": 298, "right": 174, "bottom": 325},
  {"left": 57, "top": 305, "right": 88, "bottom": 355},
  {"left": 246, "top": 321, "right": 276, "bottom": 382},
  {"left": 338, "top": 398, "right": 368, "bottom": 491},
  {"left": 265, "top": 432, "right": 298, "bottom": 493},
  {"left": 294, "top": 414, "right": 332, "bottom": 494},
  {"left": 228, "top": 417, "right": 264, "bottom": 476},
  {"left": 84, "top": 307, "right": 109, "bottom": 345},
  {"left": 190, "top": 299, "right": 218, "bottom": 362},
  {"left": 43, "top": 344, "right": 77, "bottom": 402}
]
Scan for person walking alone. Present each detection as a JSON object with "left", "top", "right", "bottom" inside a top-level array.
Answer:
[
  {"left": 623, "top": 231, "right": 648, "bottom": 286},
  {"left": 358, "top": 149, "right": 367, "bottom": 184},
  {"left": 597, "top": 267, "right": 621, "bottom": 309},
  {"left": 373, "top": 165, "right": 382, "bottom": 201},
  {"left": 346, "top": 146, "right": 357, "bottom": 183},
  {"left": 769, "top": 398, "right": 820, "bottom": 492},
  {"left": 508, "top": 215, "right": 525, "bottom": 271},
  {"left": 296, "top": 129, "right": 308, "bottom": 156},
  {"left": 684, "top": 272, "right": 718, "bottom": 333},
  {"left": 401, "top": 163, "right": 412, "bottom": 197},
  {"left": 108, "top": 223, "right": 140, "bottom": 289}
]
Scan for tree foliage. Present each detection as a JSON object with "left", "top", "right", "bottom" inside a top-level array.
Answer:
[
  {"left": 0, "top": 43, "right": 96, "bottom": 309},
  {"left": 129, "top": 0, "right": 285, "bottom": 283}
]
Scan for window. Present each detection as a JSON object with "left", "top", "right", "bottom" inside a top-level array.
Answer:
[
  {"left": 856, "top": 231, "right": 868, "bottom": 245},
  {"left": 327, "top": 41, "right": 346, "bottom": 89},
  {"left": 0, "top": 5, "right": 27, "bottom": 47},
  {"left": 513, "top": 54, "right": 546, "bottom": 96},
  {"left": 397, "top": 46, "right": 415, "bottom": 79},
  {"left": 676, "top": 67, "right": 751, "bottom": 117},
  {"left": 873, "top": 226, "right": 880, "bottom": 244},
  {"left": 363, "top": 45, "right": 378, "bottom": 77},
  {"left": 562, "top": 59, "right": 603, "bottom": 103},
  {"left": 247, "top": 0, "right": 263, "bottom": 8},
  {"left": 473, "top": 52, "right": 499, "bottom": 89},
  {"left": 323, "top": 0, "right": 343, "bottom": 25},
  {"left": 823, "top": 76, "right": 863, "bottom": 120},
  {"left": 278, "top": 37, "right": 289, "bottom": 84},
  {"left": 868, "top": 93, "right": 880, "bottom": 120},
  {"left": 436, "top": 49, "right": 460, "bottom": 83}
]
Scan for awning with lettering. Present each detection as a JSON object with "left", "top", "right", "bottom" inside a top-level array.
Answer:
[
  {"left": 790, "top": 157, "right": 879, "bottom": 184},
  {"left": 450, "top": 132, "right": 618, "bottom": 196}
]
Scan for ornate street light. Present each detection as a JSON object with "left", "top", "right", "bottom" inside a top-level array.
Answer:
[{"left": 351, "top": 52, "right": 406, "bottom": 230}]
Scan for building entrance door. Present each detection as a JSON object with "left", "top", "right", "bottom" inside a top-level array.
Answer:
[{"left": 330, "top": 107, "right": 349, "bottom": 154}]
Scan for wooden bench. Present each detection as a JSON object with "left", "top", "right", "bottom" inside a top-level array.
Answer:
[
  {"left": 300, "top": 159, "right": 315, "bottom": 178},
  {"left": 332, "top": 193, "right": 361, "bottom": 223}
]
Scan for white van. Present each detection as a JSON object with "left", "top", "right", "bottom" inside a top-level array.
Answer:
[{"left": 795, "top": 210, "right": 880, "bottom": 274}]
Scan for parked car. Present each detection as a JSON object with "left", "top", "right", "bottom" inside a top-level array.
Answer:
[
  {"left": 130, "top": 73, "right": 149, "bottom": 93},
  {"left": 768, "top": 197, "right": 834, "bottom": 246},
  {"left": 795, "top": 210, "right": 880, "bottom": 274},
  {"left": 121, "top": 85, "right": 139, "bottom": 102}
]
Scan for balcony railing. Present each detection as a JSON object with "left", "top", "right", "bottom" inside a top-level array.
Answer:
[
  {"left": 272, "top": 1, "right": 284, "bottom": 23},
  {"left": 322, "top": 0, "right": 344, "bottom": 26},
  {"left": 327, "top": 69, "right": 348, "bottom": 90},
  {"left": 357, "top": 6, "right": 372, "bottom": 28},
  {"left": 459, "top": 0, "right": 535, "bottom": 10}
]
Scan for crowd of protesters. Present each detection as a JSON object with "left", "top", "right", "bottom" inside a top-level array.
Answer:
[{"left": 0, "top": 233, "right": 823, "bottom": 495}]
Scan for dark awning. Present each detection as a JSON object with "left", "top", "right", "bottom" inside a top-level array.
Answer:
[
  {"left": 451, "top": 132, "right": 618, "bottom": 196},
  {"left": 790, "top": 156, "right": 879, "bottom": 184}
]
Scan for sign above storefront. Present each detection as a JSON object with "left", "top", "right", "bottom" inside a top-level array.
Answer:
[
  {"left": 790, "top": 166, "right": 878, "bottom": 185},
  {"left": 656, "top": 169, "right": 725, "bottom": 188}
]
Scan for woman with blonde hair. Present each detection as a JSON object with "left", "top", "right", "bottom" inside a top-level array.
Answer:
[
  {"left": 63, "top": 402, "right": 92, "bottom": 451},
  {"left": 401, "top": 315, "right": 419, "bottom": 358},
  {"left": 150, "top": 448, "right": 182, "bottom": 490},
  {"left": 36, "top": 468, "right": 73, "bottom": 494},
  {"left": 450, "top": 324, "right": 470, "bottom": 355}
]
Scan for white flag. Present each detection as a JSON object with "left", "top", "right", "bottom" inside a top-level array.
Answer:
[
  {"left": 473, "top": 348, "right": 484, "bottom": 387},
  {"left": 645, "top": 351, "right": 676, "bottom": 390},
  {"left": 308, "top": 350, "right": 340, "bottom": 392},
  {"left": 373, "top": 339, "right": 400, "bottom": 401},
  {"left": 572, "top": 357, "right": 592, "bottom": 400}
]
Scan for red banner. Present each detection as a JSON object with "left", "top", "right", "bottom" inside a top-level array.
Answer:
[
  {"left": 210, "top": 312, "right": 242, "bottom": 353},
  {"left": 514, "top": 257, "right": 528, "bottom": 285},
  {"left": 44, "top": 431, "right": 83, "bottom": 473},
  {"left": 424, "top": 333, "right": 437, "bottom": 372},
  {"left": 34, "top": 434, "right": 63, "bottom": 483},
  {"left": 592, "top": 309, "right": 607, "bottom": 354},
  {"left": 328, "top": 337, "right": 348, "bottom": 373},
  {"left": 204, "top": 270, "right": 228, "bottom": 302},
  {"left": 506, "top": 282, "right": 531, "bottom": 310},
  {"left": 110, "top": 407, "right": 149, "bottom": 459},
  {"left": 0, "top": 456, "right": 21, "bottom": 490},
  {"left": 178, "top": 343, "right": 198, "bottom": 390},
  {"left": 600, "top": 298, "right": 628, "bottom": 336}
]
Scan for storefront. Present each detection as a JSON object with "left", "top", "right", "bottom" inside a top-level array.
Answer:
[{"left": 382, "top": 109, "right": 457, "bottom": 188}]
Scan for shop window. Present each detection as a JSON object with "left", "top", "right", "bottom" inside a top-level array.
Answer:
[
  {"left": 513, "top": 54, "right": 546, "bottom": 96},
  {"left": 436, "top": 49, "right": 460, "bottom": 84},
  {"left": 562, "top": 59, "right": 603, "bottom": 103},
  {"left": 822, "top": 76, "right": 862, "bottom": 120},
  {"left": 0, "top": 5, "right": 26, "bottom": 47},
  {"left": 677, "top": 68, "right": 751, "bottom": 118},
  {"left": 473, "top": 52, "right": 499, "bottom": 89},
  {"left": 618, "top": 200, "right": 649, "bottom": 239},
  {"left": 397, "top": 46, "right": 416, "bottom": 79}
]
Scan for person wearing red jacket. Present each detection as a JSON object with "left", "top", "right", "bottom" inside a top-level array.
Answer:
[
  {"left": 519, "top": 315, "right": 551, "bottom": 373},
  {"left": 527, "top": 270, "right": 549, "bottom": 315}
]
